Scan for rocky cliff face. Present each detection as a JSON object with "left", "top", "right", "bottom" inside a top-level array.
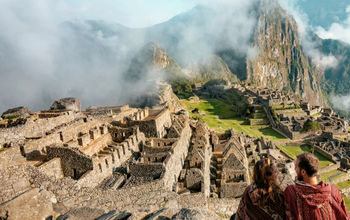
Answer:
[
  {"left": 247, "top": 0, "right": 324, "bottom": 105},
  {"left": 185, "top": 55, "right": 239, "bottom": 83},
  {"left": 126, "top": 42, "right": 239, "bottom": 84},
  {"left": 125, "top": 42, "right": 184, "bottom": 82}
]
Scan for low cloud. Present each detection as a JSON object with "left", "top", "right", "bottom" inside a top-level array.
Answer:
[
  {"left": 316, "top": 6, "right": 350, "bottom": 45},
  {"left": 0, "top": 0, "right": 261, "bottom": 113},
  {"left": 0, "top": 0, "right": 149, "bottom": 113},
  {"left": 331, "top": 94, "right": 350, "bottom": 112}
]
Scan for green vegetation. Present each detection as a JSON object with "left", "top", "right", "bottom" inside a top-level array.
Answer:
[
  {"left": 277, "top": 145, "right": 334, "bottom": 168},
  {"left": 181, "top": 98, "right": 286, "bottom": 141},
  {"left": 301, "top": 120, "right": 321, "bottom": 133},
  {"left": 270, "top": 104, "right": 284, "bottom": 109},
  {"left": 202, "top": 79, "right": 227, "bottom": 87},
  {"left": 271, "top": 109, "right": 278, "bottom": 122},
  {"left": 343, "top": 197, "right": 350, "bottom": 210},
  {"left": 311, "top": 113, "right": 321, "bottom": 118},
  {"left": 5, "top": 115, "right": 19, "bottom": 120},
  {"left": 171, "top": 79, "right": 194, "bottom": 99},
  {"left": 271, "top": 104, "right": 301, "bottom": 110},
  {"left": 252, "top": 112, "right": 266, "bottom": 118},
  {"left": 249, "top": 118, "right": 266, "bottom": 122},
  {"left": 336, "top": 180, "right": 350, "bottom": 190},
  {"left": 320, "top": 170, "right": 346, "bottom": 182}
]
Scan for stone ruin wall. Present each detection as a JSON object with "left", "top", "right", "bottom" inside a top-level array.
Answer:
[
  {"left": 0, "top": 126, "right": 26, "bottom": 146},
  {"left": 126, "top": 109, "right": 171, "bottom": 138},
  {"left": 79, "top": 132, "right": 113, "bottom": 156},
  {"left": 129, "top": 115, "right": 191, "bottom": 191},
  {"left": 0, "top": 118, "right": 104, "bottom": 170},
  {"left": 0, "top": 147, "right": 27, "bottom": 170},
  {"left": 0, "top": 112, "right": 76, "bottom": 144},
  {"left": 162, "top": 121, "right": 191, "bottom": 191},
  {"left": 129, "top": 120, "right": 158, "bottom": 138},
  {"left": 129, "top": 163, "right": 164, "bottom": 180},
  {"left": 202, "top": 139, "right": 212, "bottom": 197},
  {"left": 77, "top": 132, "right": 145, "bottom": 188},
  {"left": 109, "top": 127, "right": 136, "bottom": 143},
  {"left": 147, "top": 138, "right": 178, "bottom": 148},
  {"left": 275, "top": 123, "right": 316, "bottom": 140},
  {"left": 38, "top": 158, "right": 64, "bottom": 179},
  {"left": 314, "top": 146, "right": 338, "bottom": 163},
  {"left": 46, "top": 146, "right": 93, "bottom": 179},
  {"left": 154, "top": 109, "right": 172, "bottom": 136},
  {"left": 0, "top": 164, "right": 48, "bottom": 204},
  {"left": 189, "top": 122, "right": 212, "bottom": 197},
  {"left": 15, "top": 119, "right": 100, "bottom": 164},
  {"left": 220, "top": 182, "right": 249, "bottom": 198},
  {"left": 27, "top": 119, "right": 103, "bottom": 154},
  {"left": 319, "top": 163, "right": 340, "bottom": 174},
  {"left": 60, "top": 119, "right": 102, "bottom": 144}
]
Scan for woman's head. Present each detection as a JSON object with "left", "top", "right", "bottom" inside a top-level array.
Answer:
[
  {"left": 252, "top": 158, "right": 282, "bottom": 206},
  {"left": 253, "top": 158, "right": 279, "bottom": 187}
]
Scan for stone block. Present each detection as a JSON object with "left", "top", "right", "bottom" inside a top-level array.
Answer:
[
  {"left": 78, "top": 133, "right": 90, "bottom": 147},
  {"left": 100, "top": 125, "right": 108, "bottom": 135},
  {"left": 2, "top": 188, "right": 55, "bottom": 220},
  {"left": 89, "top": 128, "right": 100, "bottom": 140}
]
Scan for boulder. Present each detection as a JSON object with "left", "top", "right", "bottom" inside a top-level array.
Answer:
[
  {"left": 1, "top": 188, "right": 56, "bottom": 220},
  {"left": 57, "top": 207, "right": 105, "bottom": 220},
  {"left": 171, "top": 208, "right": 221, "bottom": 220},
  {"left": 50, "top": 98, "right": 81, "bottom": 112},
  {"left": 2, "top": 106, "right": 31, "bottom": 119}
]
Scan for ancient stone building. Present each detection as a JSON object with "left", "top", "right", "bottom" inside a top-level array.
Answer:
[{"left": 177, "top": 121, "right": 212, "bottom": 197}]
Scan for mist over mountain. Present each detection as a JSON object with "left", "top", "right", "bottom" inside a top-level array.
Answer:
[{"left": 1, "top": 0, "right": 350, "bottom": 117}]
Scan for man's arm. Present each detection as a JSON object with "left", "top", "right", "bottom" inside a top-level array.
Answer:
[{"left": 331, "top": 185, "right": 349, "bottom": 220}]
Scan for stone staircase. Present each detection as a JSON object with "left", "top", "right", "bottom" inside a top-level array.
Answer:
[{"left": 212, "top": 151, "right": 223, "bottom": 196}]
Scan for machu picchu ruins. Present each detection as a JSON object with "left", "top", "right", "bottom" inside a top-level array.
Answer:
[
  {"left": 2, "top": 80, "right": 349, "bottom": 219},
  {"left": 2, "top": 0, "right": 350, "bottom": 219}
]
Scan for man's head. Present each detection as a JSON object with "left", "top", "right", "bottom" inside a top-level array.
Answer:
[{"left": 295, "top": 152, "right": 319, "bottom": 182}]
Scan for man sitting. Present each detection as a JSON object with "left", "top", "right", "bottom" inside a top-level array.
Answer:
[{"left": 284, "top": 152, "right": 349, "bottom": 220}]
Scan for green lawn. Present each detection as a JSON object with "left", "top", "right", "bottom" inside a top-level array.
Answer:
[
  {"left": 181, "top": 98, "right": 286, "bottom": 141},
  {"left": 336, "top": 180, "right": 350, "bottom": 190},
  {"left": 252, "top": 112, "right": 266, "bottom": 118},
  {"left": 311, "top": 113, "right": 321, "bottom": 118},
  {"left": 320, "top": 170, "right": 346, "bottom": 182},
  {"left": 271, "top": 104, "right": 284, "bottom": 109},
  {"left": 277, "top": 145, "right": 334, "bottom": 168},
  {"left": 271, "top": 104, "right": 301, "bottom": 110}
]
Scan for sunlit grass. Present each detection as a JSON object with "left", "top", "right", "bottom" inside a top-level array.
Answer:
[
  {"left": 277, "top": 145, "right": 334, "bottom": 168},
  {"left": 336, "top": 180, "right": 350, "bottom": 190},
  {"left": 320, "top": 169, "right": 346, "bottom": 182},
  {"left": 181, "top": 98, "right": 286, "bottom": 141}
]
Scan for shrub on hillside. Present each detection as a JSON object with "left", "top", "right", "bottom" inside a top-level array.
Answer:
[
  {"left": 171, "top": 79, "right": 193, "bottom": 99},
  {"left": 301, "top": 120, "right": 321, "bottom": 133}
]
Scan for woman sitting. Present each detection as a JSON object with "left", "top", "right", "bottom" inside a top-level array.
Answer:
[{"left": 235, "top": 158, "right": 285, "bottom": 220}]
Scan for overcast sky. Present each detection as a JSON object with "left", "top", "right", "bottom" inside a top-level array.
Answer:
[{"left": 47, "top": 0, "right": 197, "bottom": 28}]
